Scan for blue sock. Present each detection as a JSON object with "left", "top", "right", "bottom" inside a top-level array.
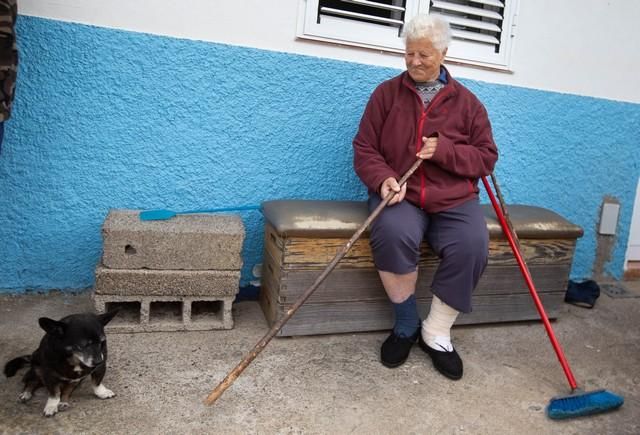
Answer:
[{"left": 392, "top": 294, "right": 420, "bottom": 338}]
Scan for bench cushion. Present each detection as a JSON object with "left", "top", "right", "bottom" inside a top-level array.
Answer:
[{"left": 262, "top": 200, "right": 583, "bottom": 240}]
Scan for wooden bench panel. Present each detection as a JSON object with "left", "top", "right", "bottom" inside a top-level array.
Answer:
[
  {"left": 264, "top": 251, "right": 571, "bottom": 304},
  {"left": 265, "top": 223, "right": 577, "bottom": 269},
  {"left": 262, "top": 293, "right": 565, "bottom": 337}
]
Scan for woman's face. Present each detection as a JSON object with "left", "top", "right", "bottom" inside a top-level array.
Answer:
[{"left": 404, "top": 38, "right": 447, "bottom": 82}]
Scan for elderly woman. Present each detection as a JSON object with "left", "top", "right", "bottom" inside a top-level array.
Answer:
[{"left": 352, "top": 14, "right": 498, "bottom": 380}]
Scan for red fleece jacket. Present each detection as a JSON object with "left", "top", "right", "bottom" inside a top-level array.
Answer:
[{"left": 353, "top": 68, "right": 498, "bottom": 213}]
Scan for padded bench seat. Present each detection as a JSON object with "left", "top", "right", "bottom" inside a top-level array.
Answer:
[{"left": 259, "top": 200, "right": 584, "bottom": 336}]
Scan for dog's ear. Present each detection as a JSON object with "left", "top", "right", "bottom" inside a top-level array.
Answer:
[
  {"left": 98, "top": 309, "right": 119, "bottom": 326},
  {"left": 38, "top": 317, "right": 66, "bottom": 336}
]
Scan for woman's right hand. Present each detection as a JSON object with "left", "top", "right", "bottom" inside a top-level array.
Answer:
[{"left": 380, "top": 177, "right": 406, "bottom": 206}]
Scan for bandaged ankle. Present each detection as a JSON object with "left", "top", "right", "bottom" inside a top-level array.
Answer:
[{"left": 422, "top": 295, "right": 459, "bottom": 352}]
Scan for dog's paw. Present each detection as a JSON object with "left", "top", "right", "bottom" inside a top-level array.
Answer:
[
  {"left": 93, "top": 383, "right": 115, "bottom": 399},
  {"left": 18, "top": 391, "right": 33, "bottom": 403},
  {"left": 57, "top": 402, "right": 70, "bottom": 412},
  {"left": 43, "top": 397, "right": 61, "bottom": 417},
  {"left": 43, "top": 404, "right": 58, "bottom": 417}
]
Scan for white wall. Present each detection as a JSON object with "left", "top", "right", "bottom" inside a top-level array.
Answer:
[
  {"left": 627, "top": 179, "right": 640, "bottom": 264},
  {"left": 19, "top": 0, "right": 640, "bottom": 104}
]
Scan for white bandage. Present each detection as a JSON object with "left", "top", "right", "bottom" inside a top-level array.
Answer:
[{"left": 421, "top": 295, "right": 459, "bottom": 352}]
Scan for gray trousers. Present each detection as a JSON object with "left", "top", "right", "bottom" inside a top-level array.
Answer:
[{"left": 367, "top": 195, "right": 489, "bottom": 313}]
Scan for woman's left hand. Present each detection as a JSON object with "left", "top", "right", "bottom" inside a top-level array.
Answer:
[{"left": 416, "top": 136, "right": 438, "bottom": 160}]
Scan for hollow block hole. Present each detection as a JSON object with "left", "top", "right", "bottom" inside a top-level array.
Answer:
[
  {"left": 191, "top": 300, "right": 223, "bottom": 323},
  {"left": 105, "top": 301, "right": 141, "bottom": 324},
  {"left": 149, "top": 301, "right": 183, "bottom": 324}
]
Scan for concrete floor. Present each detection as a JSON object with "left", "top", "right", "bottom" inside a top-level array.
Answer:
[{"left": 1, "top": 282, "right": 639, "bottom": 434}]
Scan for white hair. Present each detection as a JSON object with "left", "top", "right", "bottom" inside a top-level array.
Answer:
[{"left": 403, "top": 14, "right": 452, "bottom": 51}]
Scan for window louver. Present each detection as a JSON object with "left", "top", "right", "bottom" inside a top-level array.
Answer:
[
  {"left": 318, "top": 0, "right": 408, "bottom": 34},
  {"left": 429, "top": 0, "right": 505, "bottom": 52}
]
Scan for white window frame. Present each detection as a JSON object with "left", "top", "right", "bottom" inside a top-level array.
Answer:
[{"left": 297, "top": 0, "right": 519, "bottom": 71}]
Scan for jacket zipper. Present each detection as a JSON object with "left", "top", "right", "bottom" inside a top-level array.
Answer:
[
  {"left": 416, "top": 110, "right": 427, "bottom": 208},
  {"left": 416, "top": 89, "right": 449, "bottom": 210}
]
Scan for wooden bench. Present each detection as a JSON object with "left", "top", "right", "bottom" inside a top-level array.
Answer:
[{"left": 259, "top": 200, "right": 583, "bottom": 336}]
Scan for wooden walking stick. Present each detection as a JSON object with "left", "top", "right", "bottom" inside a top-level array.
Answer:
[{"left": 204, "top": 158, "right": 424, "bottom": 406}]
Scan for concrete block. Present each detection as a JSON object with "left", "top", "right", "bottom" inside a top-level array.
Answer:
[
  {"left": 94, "top": 266, "right": 240, "bottom": 297},
  {"left": 93, "top": 294, "right": 235, "bottom": 333},
  {"left": 101, "top": 209, "right": 245, "bottom": 270}
]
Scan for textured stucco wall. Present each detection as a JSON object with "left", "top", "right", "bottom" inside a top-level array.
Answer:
[{"left": 1, "top": 17, "right": 638, "bottom": 293}]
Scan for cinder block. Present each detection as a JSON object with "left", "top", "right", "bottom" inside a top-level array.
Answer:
[
  {"left": 101, "top": 209, "right": 245, "bottom": 270},
  {"left": 94, "top": 266, "right": 240, "bottom": 297},
  {"left": 93, "top": 294, "right": 235, "bottom": 333}
]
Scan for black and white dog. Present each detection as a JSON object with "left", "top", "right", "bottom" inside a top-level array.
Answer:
[{"left": 4, "top": 311, "right": 118, "bottom": 417}]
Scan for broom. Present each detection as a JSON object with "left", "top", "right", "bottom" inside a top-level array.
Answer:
[
  {"left": 482, "top": 174, "right": 624, "bottom": 420},
  {"left": 204, "top": 158, "right": 424, "bottom": 406}
]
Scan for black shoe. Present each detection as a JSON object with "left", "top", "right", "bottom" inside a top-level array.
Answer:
[
  {"left": 418, "top": 335, "right": 463, "bottom": 380},
  {"left": 380, "top": 330, "right": 419, "bottom": 368}
]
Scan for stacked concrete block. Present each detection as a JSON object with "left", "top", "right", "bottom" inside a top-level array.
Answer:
[{"left": 94, "top": 210, "right": 245, "bottom": 333}]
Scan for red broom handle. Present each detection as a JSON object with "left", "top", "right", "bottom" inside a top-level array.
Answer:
[{"left": 481, "top": 176, "right": 578, "bottom": 390}]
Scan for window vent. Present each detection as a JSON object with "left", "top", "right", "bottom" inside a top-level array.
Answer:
[
  {"left": 429, "top": 0, "right": 504, "bottom": 53},
  {"left": 317, "top": 0, "right": 407, "bottom": 36}
]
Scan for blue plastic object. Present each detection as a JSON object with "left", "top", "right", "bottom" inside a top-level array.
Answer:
[
  {"left": 547, "top": 389, "right": 624, "bottom": 420},
  {"left": 139, "top": 205, "right": 261, "bottom": 221}
]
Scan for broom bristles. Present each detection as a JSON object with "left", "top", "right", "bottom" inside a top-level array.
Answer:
[{"left": 546, "top": 389, "right": 624, "bottom": 420}]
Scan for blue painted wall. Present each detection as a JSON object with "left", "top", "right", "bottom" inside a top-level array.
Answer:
[{"left": 1, "top": 17, "right": 638, "bottom": 293}]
